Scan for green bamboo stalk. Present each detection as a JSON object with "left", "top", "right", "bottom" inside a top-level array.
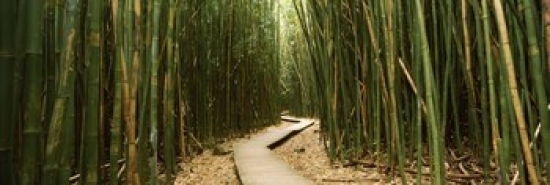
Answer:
[
  {"left": 80, "top": 1, "right": 103, "bottom": 184},
  {"left": 473, "top": 0, "right": 490, "bottom": 180},
  {"left": 59, "top": 85, "right": 74, "bottom": 185},
  {"left": 441, "top": 0, "right": 462, "bottom": 153},
  {"left": 411, "top": 4, "right": 424, "bottom": 184},
  {"left": 225, "top": 0, "right": 234, "bottom": 143},
  {"left": 43, "top": 0, "right": 59, "bottom": 144},
  {"left": 173, "top": 1, "right": 184, "bottom": 156},
  {"left": 522, "top": 0, "right": 550, "bottom": 182},
  {"left": 382, "top": 0, "right": 406, "bottom": 182},
  {"left": 0, "top": 0, "right": 16, "bottom": 183},
  {"left": 481, "top": 0, "right": 498, "bottom": 181},
  {"left": 55, "top": 2, "right": 70, "bottom": 182},
  {"left": 110, "top": 0, "right": 125, "bottom": 184},
  {"left": 511, "top": 111, "right": 527, "bottom": 185},
  {"left": 415, "top": 98, "right": 423, "bottom": 185},
  {"left": 149, "top": 0, "right": 162, "bottom": 183},
  {"left": 137, "top": 0, "right": 151, "bottom": 183},
  {"left": 21, "top": 0, "right": 46, "bottom": 183},
  {"left": 163, "top": 0, "right": 177, "bottom": 181},
  {"left": 462, "top": 0, "right": 480, "bottom": 140},
  {"left": 413, "top": 0, "right": 445, "bottom": 183},
  {"left": 177, "top": 43, "right": 185, "bottom": 162},
  {"left": 81, "top": 0, "right": 102, "bottom": 183},
  {"left": 43, "top": 0, "right": 80, "bottom": 183},
  {"left": 498, "top": 55, "right": 511, "bottom": 183}
]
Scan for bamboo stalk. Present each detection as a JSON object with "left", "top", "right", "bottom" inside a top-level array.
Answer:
[
  {"left": 149, "top": 0, "right": 161, "bottom": 183},
  {"left": 413, "top": 0, "right": 445, "bottom": 183},
  {"left": 137, "top": 0, "right": 151, "bottom": 183},
  {"left": 522, "top": 0, "right": 550, "bottom": 182},
  {"left": 0, "top": 0, "right": 16, "bottom": 183},
  {"left": 123, "top": 0, "right": 139, "bottom": 183},
  {"left": 163, "top": 0, "right": 177, "bottom": 181},
  {"left": 21, "top": 0, "right": 46, "bottom": 183},
  {"left": 493, "top": 0, "right": 539, "bottom": 184},
  {"left": 81, "top": 0, "right": 102, "bottom": 183},
  {"left": 110, "top": 0, "right": 125, "bottom": 184},
  {"left": 43, "top": 0, "right": 80, "bottom": 184}
]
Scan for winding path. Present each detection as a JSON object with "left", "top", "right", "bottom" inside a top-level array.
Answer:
[{"left": 234, "top": 117, "right": 314, "bottom": 185}]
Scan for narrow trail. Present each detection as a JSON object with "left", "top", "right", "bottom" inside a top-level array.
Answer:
[{"left": 233, "top": 117, "right": 315, "bottom": 185}]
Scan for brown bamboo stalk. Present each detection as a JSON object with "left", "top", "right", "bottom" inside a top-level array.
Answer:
[
  {"left": 121, "top": 45, "right": 138, "bottom": 185},
  {"left": 122, "top": 0, "right": 140, "bottom": 183},
  {"left": 493, "top": 0, "right": 539, "bottom": 184}
]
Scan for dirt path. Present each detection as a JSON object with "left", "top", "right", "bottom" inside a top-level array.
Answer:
[
  {"left": 174, "top": 122, "right": 292, "bottom": 185},
  {"left": 174, "top": 119, "right": 513, "bottom": 184},
  {"left": 174, "top": 120, "right": 387, "bottom": 185},
  {"left": 233, "top": 118, "right": 314, "bottom": 185},
  {"left": 273, "top": 123, "right": 388, "bottom": 185}
]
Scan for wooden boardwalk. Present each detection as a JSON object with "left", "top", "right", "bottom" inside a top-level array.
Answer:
[{"left": 234, "top": 117, "right": 314, "bottom": 185}]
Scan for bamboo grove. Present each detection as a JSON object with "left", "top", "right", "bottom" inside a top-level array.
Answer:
[
  {"left": 0, "top": 0, "right": 284, "bottom": 184},
  {"left": 293, "top": 0, "right": 550, "bottom": 184},
  {"left": 278, "top": 1, "right": 318, "bottom": 117}
]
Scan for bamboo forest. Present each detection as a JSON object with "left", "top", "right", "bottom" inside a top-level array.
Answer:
[{"left": 0, "top": 0, "right": 549, "bottom": 184}]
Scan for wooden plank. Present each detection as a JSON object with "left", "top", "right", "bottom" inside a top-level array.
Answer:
[
  {"left": 234, "top": 119, "right": 314, "bottom": 185},
  {"left": 281, "top": 115, "right": 301, "bottom": 122}
]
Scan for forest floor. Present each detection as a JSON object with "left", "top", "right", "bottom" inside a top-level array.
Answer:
[
  {"left": 173, "top": 120, "right": 395, "bottom": 185},
  {"left": 174, "top": 121, "right": 293, "bottom": 185},
  {"left": 272, "top": 123, "right": 435, "bottom": 185},
  {"left": 274, "top": 123, "right": 388, "bottom": 185},
  {"left": 174, "top": 120, "right": 498, "bottom": 185}
]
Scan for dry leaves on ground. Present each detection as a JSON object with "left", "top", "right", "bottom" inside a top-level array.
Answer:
[{"left": 274, "top": 123, "right": 391, "bottom": 185}]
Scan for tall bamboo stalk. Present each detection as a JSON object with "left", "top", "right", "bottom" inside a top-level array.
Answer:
[
  {"left": 149, "top": 0, "right": 161, "bottom": 183},
  {"left": 110, "top": 0, "right": 124, "bottom": 184},
  {"left": 122, "top": 0, "right": 139, "bottom": 183},
  {"left": 163, "top": 0, "right": 177, "bottom": 181},
  {"left": 413, "top": 0, "right": 444, "bottom": 183},
  {"left": 523, "top": 0, "right": 550, "bottom": 182},
  {"left": 43, "top": 0, "right": 81, "bottom": 184},
  {"left": 81, "top": 0, "right": 102, "bottom": 183},
  {"left": 481, "top": 0, "right": 500, "bottom": 181},
  {"left": 0, "top": 0, "right": 16, "bottom": 184},
  {"left": 493, "top": 0, "right": 539, "bottom": 183},
  {"left": 137, "top": 0, "right": 151, "bottom": 183},
  {"left": 21, "top": 0, "right": 46, "bottom": 183}
]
